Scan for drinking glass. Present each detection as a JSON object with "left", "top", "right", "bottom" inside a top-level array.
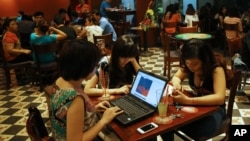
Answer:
[
  {"left": 98, "top": 73, "right": 111, "bottom": 101},
  {"left": 153, "top": 90, "right": 172, "bottom": 124}
]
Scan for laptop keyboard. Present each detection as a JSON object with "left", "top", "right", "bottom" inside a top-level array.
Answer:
[{"left": 110, "top": 96, "right": 151, "bottom": 118}]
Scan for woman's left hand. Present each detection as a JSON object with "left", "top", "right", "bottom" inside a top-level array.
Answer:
[{"left": 95, "top": 101, "right": 111, "bottom": 112}]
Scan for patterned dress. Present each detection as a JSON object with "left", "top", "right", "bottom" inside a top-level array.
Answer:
[{"left": 50, "top": 87, "right": 97, "bottom": 140}]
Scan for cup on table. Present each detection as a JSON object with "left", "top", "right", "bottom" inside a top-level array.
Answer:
[
  {"left": 158, "top": 101, "right": 168, "bottom": 117},
  {"left": 99, "top": 73, "right": 110, "bottom": 97}
]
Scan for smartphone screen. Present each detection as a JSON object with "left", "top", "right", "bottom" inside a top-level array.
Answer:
[{"left": 141, "top": 123, "right": 155, "bottom": 131}]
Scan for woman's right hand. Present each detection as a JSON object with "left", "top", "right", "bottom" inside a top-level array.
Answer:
[
  {"left": 117, "top": 85, "right": 130, "bottom": 94},
  {"left": 100, "top": 106, "right": 123, "bottom": 125}
]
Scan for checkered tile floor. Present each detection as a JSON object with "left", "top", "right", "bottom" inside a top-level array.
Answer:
[{"left": 0, "top": 47, "right": 250, "bottom": 141}]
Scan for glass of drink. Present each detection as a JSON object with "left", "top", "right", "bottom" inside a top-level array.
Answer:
[
  {"left": 153, "top": 89, "right": 173, "bottom": 124},
  {"left": 158, "top": 101, "right": 168, "bottom": 118},
  {"left": 98, "top": 72, "right": 110, "bottom": 101}
]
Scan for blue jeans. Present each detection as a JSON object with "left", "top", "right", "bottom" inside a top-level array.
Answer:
[{"left": 178, "top": 107, "right": 226, "bottom": 140}]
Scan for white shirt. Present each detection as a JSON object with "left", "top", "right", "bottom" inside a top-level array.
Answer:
[
  {"left": 85, "top": 25, "right": 103, "bottom": 43},
  {"left": 185, "top": 14, "right": 199, "bottom": 27}
]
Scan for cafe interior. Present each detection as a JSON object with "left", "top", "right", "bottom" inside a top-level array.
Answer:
[{"left": 0, "top": 0, "right": 250, "bottom": 140}]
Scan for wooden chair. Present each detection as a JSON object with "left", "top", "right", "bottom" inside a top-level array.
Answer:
[
  {"left": 223, "top": 23, "right": 239, "bottom": 39},
  {"left": 32, "top": 43, "right": 59, "bottom": 91},
  {"left": 93, "top": 33, "right": 113, "bottom": 55},
  {"left": 26, "top": 106, "right": 55, "bottom": 141},
  {"left": 162, "top": 21, "right": 178, "bottom": 34},
  {"left": 192, "top": 20, "right": 204, "bottom": 32},
  {"left": 227, "top": 37, "right": 243, "bottom": 64},
  {"left": 178, "top": 26, "right": 198, "bottom": 33},
  {"left": 229, "top": 38, "right": 250, "bottom": 91},
  {"left": 175, "top": 70, "right": 242, "bottom": 141},
  {"left": 160, "top": 33, "right": 180, "bottom": 79},
  {"left": 0, "top": 41, "right": 33, "bottom": 89}
]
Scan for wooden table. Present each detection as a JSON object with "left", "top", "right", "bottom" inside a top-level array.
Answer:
[
  {"left": 130, "top": 26, "right": 154, "bottom": 57},
  {"left": 91, "top": 95, "right": 220, "bottom": 141},
  {"left": 106, "top": 9, "right": 136, "bottom": 22}
]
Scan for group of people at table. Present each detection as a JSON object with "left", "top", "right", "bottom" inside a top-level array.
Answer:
[
  {"left": 1, "top": 1, "right": 235, "bottom": 141},
  {"left": 41, "top": 35, "right": 229, "bottom": 140},
  {"left": 161, "top": 2, "right": 244, "bottom": 40}
]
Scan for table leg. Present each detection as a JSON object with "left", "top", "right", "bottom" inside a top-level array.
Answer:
[{"left": 140, "top": 30, "right": 153, "bottom": 57}]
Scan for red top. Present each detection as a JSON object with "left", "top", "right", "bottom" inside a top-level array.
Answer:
[{"left": 2, "top": 31, "right": 20, "bottom": 61}]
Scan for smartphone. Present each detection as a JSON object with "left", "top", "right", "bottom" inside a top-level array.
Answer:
[{"left": 137, "top": 122, "right": 158, "bottom": 134}]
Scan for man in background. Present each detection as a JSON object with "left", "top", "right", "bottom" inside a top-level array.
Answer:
[{"left": 92, "top": 10, "right": 117, "bottom": 41}]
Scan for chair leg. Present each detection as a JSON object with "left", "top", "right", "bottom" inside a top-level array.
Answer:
[
  {"left": 163, "top": 63, "right": 166, "bottom": 76},
  {"left": 4, "top": 69, "right": 11, "bottom": 90},
  {"left": 168, "top": 62, "right": 171, "bottom": 79}
]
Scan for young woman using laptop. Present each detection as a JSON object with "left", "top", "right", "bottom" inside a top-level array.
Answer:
[{"left": 84, "top": 35, "right": 141, "bottom": 96}]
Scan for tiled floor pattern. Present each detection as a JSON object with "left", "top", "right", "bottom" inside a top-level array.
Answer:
[{"left": 0, "top": 47, "right": 250, "bottom": 141}]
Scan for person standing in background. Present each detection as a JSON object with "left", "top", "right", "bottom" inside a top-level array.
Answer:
[
  {"left": 100, "top": 0, "right": 112, "bottom": 18},
  {"left": 184, "top": 4, "right": 199, "bottom": 27}
]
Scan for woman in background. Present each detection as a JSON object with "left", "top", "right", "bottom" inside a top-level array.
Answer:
[
  {"left": 30, "top": 20, "right": 66, "bottom": 64},
  {"left": 184, "top": 3, "right": 199, "bottom": 27}
]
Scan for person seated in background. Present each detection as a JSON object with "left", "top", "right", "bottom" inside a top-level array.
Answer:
[
  {"left": 32, "top": 11, "right": 44, "bottom": 32},
  {"left": 161, "top": 3, "right": 181, "bottom": 34},
  {"left": 78, "top": 16, "right": 103, "bottom": 43},
  {"left": 53, "top": 14, "right": 77, "bottom": 40},
  {"left": 75, "top": 0, "right": 91, "bottom": 14},
  {"left": 169, "top": 39, "right": 231, "bottom": 140},
  {"left": 241, "top": 7, "right": 250, "bottom": 32},
  {"left": 2, "top": 18, "right": 33, "bottom": 84},
  {"left": 184, "top": 3, "right": 199, "bottom": 27},
  {"left": 92, "top": 10, "right": 117, "bottom": 41},
  {"left": 224, "top": 7, "right": 244, "bottom": 39},
  {"left": 100, "top": 0, "right": 112, "bottom": 18},
  {"left": 84, "top": 35, "right": 141, "bottom": 96},
  {"left": 45, "top": 39, "right": 122, "bottom": 140},
  {"left": 16, "top": 10, "right": 25, "bottom": 22},
  {"left": 30, "top": 20, "right": 67, "bottom": 64},
  {"left": 2, "top": 18, "right": 32, "bottom": 63},
  {"left": 58, "top": 8, "right": 70, "bottom": 26}
]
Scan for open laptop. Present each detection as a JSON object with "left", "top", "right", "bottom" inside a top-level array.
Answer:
[{"left": 109, "top": 69, "right": 168, "bottom": 125}]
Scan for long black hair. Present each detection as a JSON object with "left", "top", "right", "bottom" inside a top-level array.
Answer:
[
  {"left": 109, "top": 35, "right": 139, "bottom": 87},
  {"left": 180, "top": 39, "right": 219, "bottom": 80}
]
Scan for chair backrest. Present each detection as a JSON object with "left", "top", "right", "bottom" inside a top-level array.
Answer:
[
  {"left": 32, "top": 42, "right": 58, "bottom": 65},
  {"left": 226, "top": 70, "right": 242, "bottom": 122},
  {"left": 223, "top": 23, "right": 239, "bottom": 31},
  {"left": 162, "top": 21, "right": 178, "bottom": 34},
  {"left": 178, "top": 26, "right": 198, "bottom": 33},
  {"left": 223, "top": 23, "right": 239, "bottom": 38},
  {"left": 0, "top": 41, "right": 8, "bottom": 68},
  {"left": 192, "top": 21, "right": 200, "bottom": 27},
  {"left": 227, "top": 37, "right": 242, "bottom": 58},
  {"left": 162, "top": 21, "right": 177, "bottom": 29},
  {"left": 93, "top": 32, "right": 113, "bottom": 55},
  {"left": 26, "top": 106, "right": 55, "bottom": 141}
]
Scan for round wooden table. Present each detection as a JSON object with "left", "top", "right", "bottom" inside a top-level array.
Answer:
[{"left": 174, "top": 33, "right": 212, "bottom": 40}]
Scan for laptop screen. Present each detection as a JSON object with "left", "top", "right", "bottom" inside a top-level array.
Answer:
[{"left": 130, "top": 70, "right": 167, "bottom": 108}]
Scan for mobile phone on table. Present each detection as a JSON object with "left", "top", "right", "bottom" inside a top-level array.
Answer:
[{"left": 137, "top": 122, "right": 158, "bottom": 134}]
